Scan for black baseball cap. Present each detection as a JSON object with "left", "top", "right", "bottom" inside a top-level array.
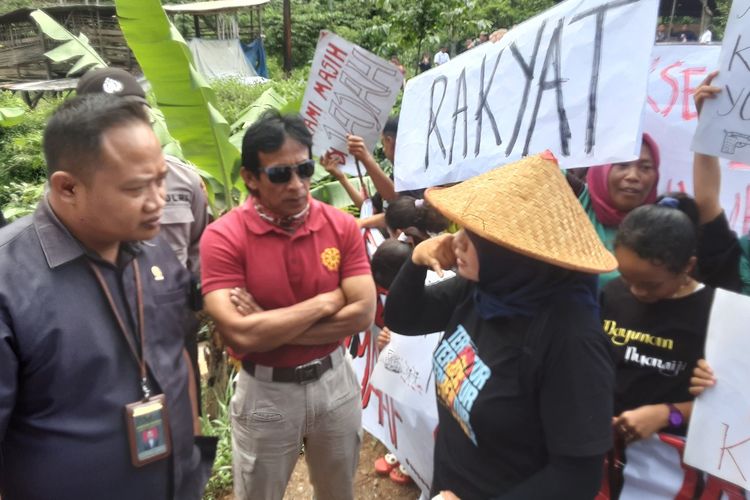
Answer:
[{"left": 76, "top": 67, "right": 149, "bottom": 106}]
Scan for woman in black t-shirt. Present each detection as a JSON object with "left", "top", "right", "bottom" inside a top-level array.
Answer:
[
  {"left": 385, "top": 154, "right": 616, "bottom": 500},
  {"left": 602, "top": 197, "right": 713, "bottom": 443}
]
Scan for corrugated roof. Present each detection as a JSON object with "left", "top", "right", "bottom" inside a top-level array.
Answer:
[{"left": 163, "top": 0, "right": 270, "bottom": 15}]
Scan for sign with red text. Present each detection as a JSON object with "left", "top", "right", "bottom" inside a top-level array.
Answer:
[
  {"left": 599, "top": 434, "right": 748, "bottom": 499},
  {"left": 394, "top": 0, "right": 659, "bottom": 191},
  {"left": 361, "top": 331, "right": 441, "bottom": 497},
  {"left": 644, "top": 43, "right": 750, "bottom": 235},
  {"left": 692, "top": 0, "right": 750, "bottom": 164},
  {"left": 685, "top": 289, "right": 750, "bottom": 488},
  {"left": 301, "top": 31, "right": 403, "bottom": 173}
]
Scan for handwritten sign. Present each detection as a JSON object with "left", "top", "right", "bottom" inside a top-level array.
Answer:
[
  {"left": 394, "top": 0, "right": 659, "bottom": 191},
  {"left": 300, "top": 31, "right": 403, "bottom": 173},
  {"left": 638, "top": 43, "right": 750, "bottom": 235},
  {"left": 692, "top": 0, "right": 750, "bottom": 164},
  {"left": 685, "top": 289, "right": 750, "bottom": 488},
  {"left": 361, "top": 331, "right": 441, "bottom": 497}
]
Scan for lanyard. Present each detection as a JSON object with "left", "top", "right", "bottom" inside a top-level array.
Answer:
[{"left": 88, "top": 258, "right": 152, "bottom": 401}]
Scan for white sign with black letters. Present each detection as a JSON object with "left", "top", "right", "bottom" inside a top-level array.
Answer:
[
  {"left": 394, "top": 0, "right": 659, "bottom": 191},
  {"left": 692, "top": 0, "right": 750, "bottom": 163}
]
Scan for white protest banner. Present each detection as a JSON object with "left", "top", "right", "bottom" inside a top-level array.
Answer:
[
  {"left": 642, "top": 43, "right": 750, "bottom": 235},
  {"left": 685, "top": 289, "right": 750, "bottom": 488},
  {"left": 394, "top": 0, "right": 659, "bottom": 191},
  {"left": 344, "top": 320, "right": 440, "bottom": 497},
  {"left": 300, "top": 31, "right": 403, "bottom": 174},
  {"left": 362, "top": 331, "right": 441, "bottom": 497},
  {"left": 692, "top": 0, "right": 750, "bottom": 164}
]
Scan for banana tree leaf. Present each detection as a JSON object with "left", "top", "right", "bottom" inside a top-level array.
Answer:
[
  {"left": 280, "top": 94, "right": 303, "bottom": 114},
  {"left": 0, "top": 107, "right": 25, "bottom": 127},
  {"left": 149, "top": 107, "right": 185, "bottom": 159},
  {"left": 115, "top": 0, "right": 240, "bottom": 210},
  {"left": 30, "top": 10, "right": 107, "bottom": 76},
  {"left": 311, "top": 177, "right": 376, "bottom": 208},
  {"left": 230, "top": 87, "right": 287, "bottom": 133}
]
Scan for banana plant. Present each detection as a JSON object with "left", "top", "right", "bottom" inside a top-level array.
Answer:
[
  {"left": 115, "top": 0, "right": 240, "bottom": 211},
  {"left": 29, "top": 10, "right": 107, "bottom": 76},
  {"left": 0, "top": 107, "right": 25, "bottom": 127}
]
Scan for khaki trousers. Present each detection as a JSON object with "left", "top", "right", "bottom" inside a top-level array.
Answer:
[{"left": 230, "top": 347, "right": 362, "bottom": 500}]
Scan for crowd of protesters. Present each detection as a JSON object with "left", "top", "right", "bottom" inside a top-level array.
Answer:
[{"left": 0, "top": 26, "right": 747, "bottom": 500}]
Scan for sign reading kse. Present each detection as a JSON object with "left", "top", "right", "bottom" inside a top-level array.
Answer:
[
  {"left": 301, "top": 31, "right": 403, "bottom": 173},
  {"left": 395, "top": 0, "right": 659, "bottom": 191},
  {"left": 692, "top": 0, "right": 750, "bottom": 164}
]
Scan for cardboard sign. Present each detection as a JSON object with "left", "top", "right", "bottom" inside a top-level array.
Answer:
[
  {"left": 300, "top": 31, "right": 403, "bottom": 174},
  {"left": 394, "top": 0, "right": 659, "bottom": 191},
  {"left": 692, "top": 0, "right": 750, "bottom": 164},
  {"left": 684, "top": 289, "right": 750, "bottom": 488}
]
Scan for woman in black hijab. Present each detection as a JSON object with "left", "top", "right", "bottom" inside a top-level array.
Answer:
[{"left": 385, "top": 153, "right": 617, "bottom": 499}]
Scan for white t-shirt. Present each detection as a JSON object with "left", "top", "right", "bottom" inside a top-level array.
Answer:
[
  {"left": 700, "top": 29, "right": 712, "bottom": 43},
  {"left": 434, "top": 51, "right": 450, "bottom": 66}
]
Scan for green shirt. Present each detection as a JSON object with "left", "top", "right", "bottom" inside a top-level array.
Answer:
[{"left": 579, "top": 186, "right": 620, "bottom": 287}]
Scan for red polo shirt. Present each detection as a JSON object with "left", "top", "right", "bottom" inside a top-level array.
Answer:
[{"left": 200, "top": 198, "right": 371, "bottom": 367}]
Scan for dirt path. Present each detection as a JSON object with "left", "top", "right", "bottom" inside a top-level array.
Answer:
[{"left": 282, "top": 432, "right": 421, "bottom": 499}]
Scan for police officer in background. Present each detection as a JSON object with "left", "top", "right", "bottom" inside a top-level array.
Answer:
[{"left": 76, "top": 68, "right": 209, "bottom": 404}]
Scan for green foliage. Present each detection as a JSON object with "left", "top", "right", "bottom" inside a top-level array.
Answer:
[
  {"left": 115, "top": 0, "right": 241, "bottom": 213},
  {"left": 262, "top": 0, "right": 377, "bottom": 68},
  {"left": 30, "top": 9, "right": 108, "bottom": 76},
  {"left": 0, "top": 92, "right": 59, "bottom": 210},
  {"left": 200, "top": 370, "right": 236, "bottom": 500},
  {"left": 712, "top": 0, "right": 730, "bottom": 39},
  {"left": 0, "top": 181, "right": 45, "bottom": 221},
  {"left": 212, "top": 78, "right": 275, "bottom": 126}
]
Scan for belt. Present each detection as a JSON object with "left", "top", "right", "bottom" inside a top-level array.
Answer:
[{"left": 242, "top": 352, "right": 335, "bottom": 384}]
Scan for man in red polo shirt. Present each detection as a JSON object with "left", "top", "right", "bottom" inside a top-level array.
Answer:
[{"left": 200, "top": 111, "right": 376, "bottom": 500}]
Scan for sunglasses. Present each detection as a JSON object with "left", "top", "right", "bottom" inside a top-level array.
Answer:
[{"left": 261, "top": 159, "right": 316, "bottom": 184}]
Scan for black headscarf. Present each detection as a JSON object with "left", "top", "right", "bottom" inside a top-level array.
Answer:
[{"left": 467, "top": 231, "right": 599, "bottom": 320}]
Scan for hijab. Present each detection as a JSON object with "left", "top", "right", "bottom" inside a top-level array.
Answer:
[
  {"left": 467, "top": 231, "right": 599, "bottom": 320},
  {"left": 586, "top": 133, "right": 661, "bottom": 228}
]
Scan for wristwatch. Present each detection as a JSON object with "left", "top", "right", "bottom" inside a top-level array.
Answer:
[{"left": 667, "top": 403, "right": 684, "bottom": 428}]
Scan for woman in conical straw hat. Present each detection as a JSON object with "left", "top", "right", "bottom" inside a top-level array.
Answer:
[{"left": 384, "top": 152, "right": 617, "bottom": 500}]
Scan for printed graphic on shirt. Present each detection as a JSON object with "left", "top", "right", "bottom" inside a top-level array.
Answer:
[
  {"left": 320, "top": 247, "right": 341, "bottom": 271},
  {"left": 604, "top": 319, "right": 675, "bottom": 350},
  {"left": 603, "top": 319, "right": 687, "bottom": 376},
  {"left": 433, "top": 325, "right": 491, "bottom": 445},
  {"left": 623, "top": 345, "right": 688, "bottom": 376}
]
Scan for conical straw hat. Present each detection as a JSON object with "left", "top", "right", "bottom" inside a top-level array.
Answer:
[{"left": 425, "top": 153, "right": 617, "bottom": 274}]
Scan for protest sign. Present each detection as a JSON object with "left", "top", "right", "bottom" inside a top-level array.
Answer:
[
  {"left": 345, "top": 319, "right": 440, "bottom": 497},
  {"left": 692, "top": 0, "right": 750, "bottom": 164},
  {"left": 362, "top": 331, "right": 441, "bottom": 497},
  {"left": 599, "top": 434, "right": 747, "bottom": 499},
  {"left": 685, "top": 289, "right": 750, "bottom": 488},
  {"left": 394, "top": 0, "right": 659, "bottom": 191},
  {"left": 300, "top": 31, "right": 403, "bottom": 174},
  {"left": 638, "top": 43, "right": 750, "bottom": 235}
]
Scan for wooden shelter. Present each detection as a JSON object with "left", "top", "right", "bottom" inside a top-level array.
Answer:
[
  {"left": 0, "top": 4, "right": 135, "bottom": 82},
  {"left": 163, "top": 0, "right": 270, "bottom": 42}
]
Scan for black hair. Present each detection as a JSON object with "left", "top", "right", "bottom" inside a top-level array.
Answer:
[
  {"left": 371, "top": 239, "right": 411, "bottom": 289},
  {"left": 241, "top": 109, "right": 313, "bottom": 176},
  {"left": 43, "top": 94, "right": 150, "bottom": 180},
  {"left": 615, "top": 195, "right": 698, "bottom": 274},
  {"left": 385, "top": 196, "right": 449, "bottom": 234},
  {"left": 382, "top": 115, "right": 399, "bottom": 138}
]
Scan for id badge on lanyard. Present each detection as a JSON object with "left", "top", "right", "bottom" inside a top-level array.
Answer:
[{"left": 89, "top": 258, "right": 172, "bottom": 467}]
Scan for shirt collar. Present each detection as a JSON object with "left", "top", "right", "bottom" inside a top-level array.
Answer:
[{"left": 34, "top": 196, "right": 142, "bottom": 269}]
